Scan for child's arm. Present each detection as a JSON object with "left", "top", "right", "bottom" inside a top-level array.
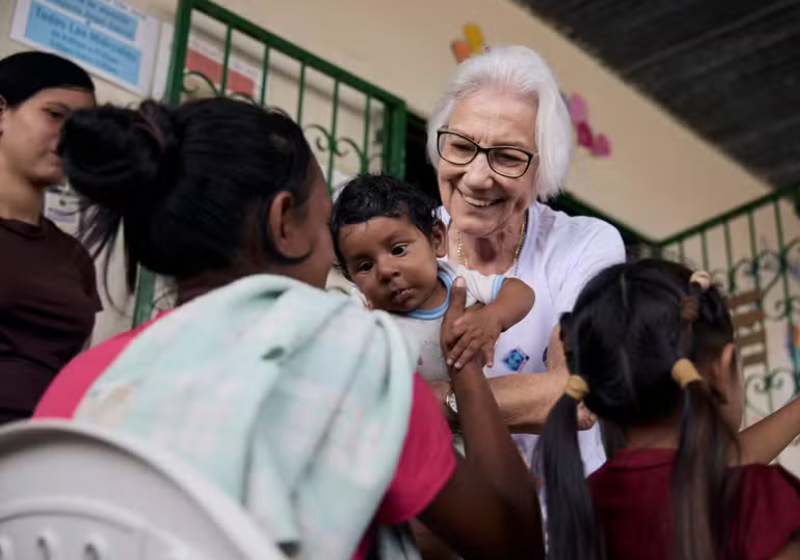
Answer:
[
  {"left": 488, "top": 277, "right": 536, "bottom": 332},
  {"left": 738, "top": 397, "right": 800, "bottom": 464},
  {"left": 446, "top": 278, "right": 535, "bottom": 369}
]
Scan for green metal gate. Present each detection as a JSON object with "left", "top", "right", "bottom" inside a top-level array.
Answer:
[{"left": 131, "top": 0, "right": 407, "bottom": 325}]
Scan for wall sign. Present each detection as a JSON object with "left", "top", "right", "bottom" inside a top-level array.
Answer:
[{"left": 11, "top": 0, "right": 160, "bottom": 95}]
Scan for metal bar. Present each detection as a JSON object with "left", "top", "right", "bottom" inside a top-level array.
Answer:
[
  {"left": 747, "top": 210, "right": 768, "bottom": 360},
  {"left": 326, "top": 81, "right": 340, "bottom": 193},
  {"left": 380, "top": 108, "right": 392, "bottom": 175},
  {"left": 131, "top": 271, "right": 155, "bottom": 327},
  {"left": 742, "top": 351, "right": 768, "bottom": 368},
  {"left": 736, "top": 330, "right": 767, "bottom": 348},
  {"left": 733, "top": 308, "right": 767, "bottom": 329},
  {"left": 133, "top": 0, "right": 194, "bottom": 326},
  {"left": 657, "top": 182, "right": 800, "bottom": 247},
  {"left": 259, "top": 46, "right": 270, "bottom": 105},
  {"left": 190, "top": 0, "right": 403, "bottom": 106},
  {"left": 724, "top": 221, "right": 734, "bottom": 292},
  {"left": 701, "top": 229, "right": 709, "bottom": 271},
  {"left": 728, "top": 289, "right": 763, "bottom": 309},
  {"left": 219, "top": 25, "right": 233, "bottom": 94},
  {"left": 774, "top": 200, "right": 797, "bottom": 378},
  {"left": 748, "top": 211, "right": 759, "bottom": 291},
  {"left": 361, "top": 95, "right": 372, "bottom": 173},
  {"left": 743, "top": 210, "right": 766, "bottom": 429},
  {"left": 390, "top": 102, "right": 407, "bottom": 178},
  {"left": 165, "top": 0, "right": 192, "bottom": 105},
  {"left": 296, "top": 63, "right": 306, "bottom": 124}
]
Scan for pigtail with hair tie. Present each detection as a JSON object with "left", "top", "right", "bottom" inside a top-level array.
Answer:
[
  {"left": 671, "top": 268, "right": 739, "bottom": 560},
  {"left": 680, "top": 296, "right": 700, "bottom": 322},
  {"left": 674, "top": 270, "right": 713, "bottom": 389},
  {"left": 690, "top": 270, "right": 712, "bottom": 291},
  {"left": 672, "top": 358, "right": 703, "bottom": 389},
  {"left": 564, "top": 375, "right": 589, "bottom": 401},
  {"left": 679, "top": 270, "right": 712, "bottom": 323}
]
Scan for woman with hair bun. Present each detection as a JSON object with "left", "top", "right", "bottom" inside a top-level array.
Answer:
[{"left": 0, "top": 51, "right": 98, "bottom": 423}]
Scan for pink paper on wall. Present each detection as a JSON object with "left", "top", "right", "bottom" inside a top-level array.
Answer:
[
  {"left": 577, "top": 122, "right": 593, "bottom": 148},
  {"left": 592, "top": 134, "right": 611, "bottom": 157},
  {"left": 568, "top": 93, "right": 588, "bottom": 124}
]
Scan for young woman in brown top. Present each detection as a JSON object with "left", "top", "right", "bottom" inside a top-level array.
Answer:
[{"left": 0, "top": 52, "right": 100, "bottom": 423}]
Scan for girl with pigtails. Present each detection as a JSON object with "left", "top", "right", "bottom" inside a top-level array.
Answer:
[{"left": 539, "top": 259, "right": 800, "bottom": 560}]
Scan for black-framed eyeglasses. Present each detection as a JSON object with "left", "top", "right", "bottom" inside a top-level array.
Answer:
[{"left": 437, "top": 129, "right": 537, "bottom": 179}]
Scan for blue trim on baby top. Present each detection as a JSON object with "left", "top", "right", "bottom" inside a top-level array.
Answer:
[
  {"left": 491, "top": 275, "right": 505, "bottom": 301},
  {"left": 404, "top": 269, "right": 453, "bottom": 321}
]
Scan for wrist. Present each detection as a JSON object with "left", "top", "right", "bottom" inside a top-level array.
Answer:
[
  {"left": 448, "top": 360, "right": 485, "bottom": 395},
  {"left": 483, "top": 305, "right": 508, "bottom": 332},
  {"left": 444, "top": 386, "right": 467, "bottom": 434},
  {"left": 443, "top": 387, "right": 459, "bottom": 424}
]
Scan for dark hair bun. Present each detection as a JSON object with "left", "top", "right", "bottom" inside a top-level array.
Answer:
[
  {"left": 60, "top": 101, "right": 179, "bottom": 214},
  {"left": 65, "top": 96, "right": 315, "bottom": 291}
]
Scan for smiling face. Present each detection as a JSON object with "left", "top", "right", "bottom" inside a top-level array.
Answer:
[
  {"left": 337, "top": 216, "right": 448, "bottom": 313},
  {"left": 437, "top": 89, "right": 539, "bottom": 238},
  {"left": 0, "top": 87, "right": 95, "bottom": 187}
]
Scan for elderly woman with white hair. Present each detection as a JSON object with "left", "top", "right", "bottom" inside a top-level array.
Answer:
[{"left": 428, "top": 45, "right": 625, "bottom": 476}]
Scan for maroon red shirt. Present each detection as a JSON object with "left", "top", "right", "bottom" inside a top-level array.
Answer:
[
  {"left": 0, "top": 216, "right": 100, "bottom": 419},
  {"left": 590, "top": 447, "right": 800, "bottom": 560}
]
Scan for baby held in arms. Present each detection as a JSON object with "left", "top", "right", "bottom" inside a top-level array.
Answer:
[{"left": 331, "top": 174, "right": 535, "bottom": 382}]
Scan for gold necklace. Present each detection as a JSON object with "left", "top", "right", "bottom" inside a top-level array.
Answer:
[{"left": 457, "top": 209, "right": 528, "bottom": 276}]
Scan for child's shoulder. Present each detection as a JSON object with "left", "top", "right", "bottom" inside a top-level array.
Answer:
[
  {"left": 730, "top": 463, "right": 800, "bottom": 557},
  {"left": 436, "top": 260, "right": 506, "bottom": 306},
  {"left": 437, "top": 260, "right": 492, "bottom": 280},
  {"left": 736, "top": 462, "right": 800, "bottom": 502}
]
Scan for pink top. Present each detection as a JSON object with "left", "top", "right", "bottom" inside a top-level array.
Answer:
[{"left": 35, "top": 312, "right": 456, "bottom": 560}]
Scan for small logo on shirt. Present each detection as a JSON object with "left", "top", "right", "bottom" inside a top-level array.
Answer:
[{"left": 502, "top": 348, "right": 529, "bottom": 372}]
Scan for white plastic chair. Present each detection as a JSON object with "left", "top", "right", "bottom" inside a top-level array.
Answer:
[{"left": 0, "top": 420, "right": 285, "bottom": 560}]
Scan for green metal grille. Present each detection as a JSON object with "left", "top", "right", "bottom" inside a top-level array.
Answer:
[{"left": 131, "top": 0, "right": 407, "bottom": 326}]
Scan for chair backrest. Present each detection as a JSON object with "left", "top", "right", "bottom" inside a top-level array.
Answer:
[
  {"left": 727, "top": 288, "right": 767, "bottom": 368},
  {"left": 0, "top": 420, "right": 285, "bottom": 560}
]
